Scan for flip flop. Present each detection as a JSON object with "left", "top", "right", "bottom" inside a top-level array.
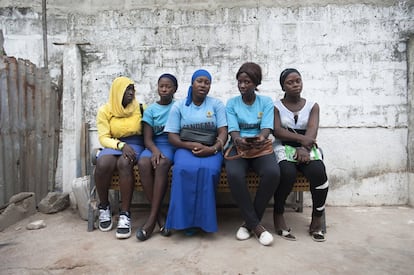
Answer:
[
  {"left": 184, "top": 228, "right": 198, "bottom": 236},
  {"left": 159, "top": 226, "right": 172, "bottom": 237},
  {"left": 309, "top": 230, "right": 326, "bottom": 242},
  {"left": 276, "top": 228, "right": 296, "bottom": 241},
  {"left": 136, "top": 228, "right": 150, "bottom": 241}
]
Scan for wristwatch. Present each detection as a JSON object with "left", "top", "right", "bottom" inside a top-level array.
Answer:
[{"left": 117, "top": 142, "right": 126, "bottom": 150}]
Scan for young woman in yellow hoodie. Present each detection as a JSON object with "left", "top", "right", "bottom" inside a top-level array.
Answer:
[{"left": 95, "top": 76, "right": 145, "bottom": 239}]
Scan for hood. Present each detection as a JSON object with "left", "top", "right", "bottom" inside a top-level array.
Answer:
[{"left": 107, "top": 76, "right": 138, "bottom": 117}]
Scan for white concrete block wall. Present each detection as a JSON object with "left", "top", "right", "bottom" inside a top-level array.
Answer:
[
  {"left": 409, "top": 173, "right": 414, "bottom": 206},
  {"left": 0, "top": 1, "right": 413, "bottom": 205}
]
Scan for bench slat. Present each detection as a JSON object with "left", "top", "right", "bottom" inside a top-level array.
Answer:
[{"left": 108, "top": 166, "right": 310, "bottom": 192}]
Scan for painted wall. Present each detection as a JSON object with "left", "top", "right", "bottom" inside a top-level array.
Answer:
[{"left": 1, "top": 0, "right": 413, "bottom": 205}]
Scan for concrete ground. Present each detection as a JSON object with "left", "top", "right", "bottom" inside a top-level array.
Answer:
[{"left": 0, "top": 205, "right": 413, "bottom": 275}]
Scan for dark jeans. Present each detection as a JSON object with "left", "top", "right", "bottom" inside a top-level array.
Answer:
[
  {"left": 225, "top": 150, "right": 280, "bottom": 230},
  {"left": 274, "top": 160, "right": 328, "bottom": 217}
]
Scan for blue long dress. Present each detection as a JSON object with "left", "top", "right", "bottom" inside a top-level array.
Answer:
[{"left": 165, "top": 148, "right": 223, "bottom": 232}]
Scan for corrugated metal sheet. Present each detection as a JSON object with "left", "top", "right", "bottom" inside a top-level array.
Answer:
[{"left": 0, "top": 56, "right": 61, "bottom": 206}]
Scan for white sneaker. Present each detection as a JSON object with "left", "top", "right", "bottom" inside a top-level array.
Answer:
[
  {"left": 116, "top": 212, "right": 131, "bottom": 239},
  {"left": 98, "top": 205, "right": 113, "bottom": 232},
  {"left": 257, "top": 230, "right": 273, "bottom": 246},
  {"left": 236, "top": 225, "right": 252, "bottom": 241}
]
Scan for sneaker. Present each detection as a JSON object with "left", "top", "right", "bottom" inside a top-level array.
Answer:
[
  {"left": 236, "top": 224, "right": 252, "bottom": 241},
  {"left": 116, "top": 212, "right": 131, "bottom": 239},
  {"left": 257, "top": 231, "right": 274, "bottom": 246},
  {"left": 98, "top": 204, "right": 113, "bottom": 232},
  {"left": 253, "top": 225, "right": 273, "bottom": 246}
]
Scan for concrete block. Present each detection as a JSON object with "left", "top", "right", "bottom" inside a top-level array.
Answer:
[
  {"left": 38, "top": 192, "right": 70, "bottom": 214},
  {"left": 0, "top": 192, "right": 36, "bottom": 231}
]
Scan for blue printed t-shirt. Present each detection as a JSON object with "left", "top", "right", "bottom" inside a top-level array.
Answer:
[
  {"left": 164, "top": 96, "right": 227, "bottom": 133},
  {"left": 142, "top": 101, "right": 175, "bottom": 136},
  {"left": 226, "top": 94, "right": 274, "bottom": 137}
]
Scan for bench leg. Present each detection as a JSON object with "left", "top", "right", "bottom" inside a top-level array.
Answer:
[
  {"left": 322, "top": 210, "right": 327, "bottom": 233},
  {"left": 113, "top": 190, "right": 120, "bottom": 216},
  {"left": 295, "top": 191, "right": 304, "bottom": 213},
  {"left": 87, "top": 171, "right": 96, "bottom": 232}
]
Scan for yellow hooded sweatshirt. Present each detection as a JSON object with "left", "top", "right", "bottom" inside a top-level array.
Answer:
[{"left": 96, "top": 76, "right": 144, "bottom": 149}]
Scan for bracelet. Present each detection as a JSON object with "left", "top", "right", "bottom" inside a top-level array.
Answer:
[
  {"left": 211, "top": 146, "right": 218, "bottom": 154},
  {"left": 117, "top": 142, "right": 126, "bottom": 150}
]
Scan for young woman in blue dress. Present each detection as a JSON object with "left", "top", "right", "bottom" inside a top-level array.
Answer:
[{"left": 163, "top": 69, "right": 228, "bottom": 235}]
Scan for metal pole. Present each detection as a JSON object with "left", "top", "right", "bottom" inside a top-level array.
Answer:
[
  {"left": 42, "top": 0, "right": 48, "bottom": 69},
  {"left": 408, "top": 37, "right": 414, "bottom": 173}
]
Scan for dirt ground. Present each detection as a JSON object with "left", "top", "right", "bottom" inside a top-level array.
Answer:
[{"left": 0, "top": 206, "right": 414, "bottom": 275}]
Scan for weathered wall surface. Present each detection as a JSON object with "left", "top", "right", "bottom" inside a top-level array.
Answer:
[{"left": 1, "top": 0, "right": 413, "bottom": 205}]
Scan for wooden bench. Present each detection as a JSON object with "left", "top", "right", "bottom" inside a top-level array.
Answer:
[
  {"left": 107, "top": 166, "right": 308, "bottom": 207},
  {"left": 87, "top": 149, "right": 326, "bottom": 232}
]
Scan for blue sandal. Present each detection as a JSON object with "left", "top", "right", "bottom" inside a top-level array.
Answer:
[{"left": 184, "top": 228, "right": 199, "bottom": 236}]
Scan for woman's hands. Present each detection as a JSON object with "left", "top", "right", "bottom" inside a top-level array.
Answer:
[
  {"left": 150, "top": 149, "right": 166, "bottom": 169},
  {"left": 299, "top": 135, "right": 316, "bottom": 151},
  {"left": 235, "top": 135, "right": 267, "bottom": 150},
  {"left": 191, "top": 143, "right": 217, "bottom": 157},
  {"left": 121, "top": 144, "right": 137, "bottom": 165},
  {"left": 294, "top": 147, "right": 310, "bottom": 163}
]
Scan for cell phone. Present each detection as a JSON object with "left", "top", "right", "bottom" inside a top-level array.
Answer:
[{"left": 245, "top": 137, "right": 258, "bottom": 143}]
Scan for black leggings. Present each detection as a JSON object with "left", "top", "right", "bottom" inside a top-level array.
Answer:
[
  {"left": 225, "top": 151, "right": 280, "bottom": 230},
  {"left": 274, "top": 160, "right": 328, "bottom": 217}
]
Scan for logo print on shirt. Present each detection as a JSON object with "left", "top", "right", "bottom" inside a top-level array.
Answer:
[
  {"left": 257, "top": 112, "right": 263, "bottom": 119},
  {"left": 206, "top": 111, "right": 213, "bottom": 118}
]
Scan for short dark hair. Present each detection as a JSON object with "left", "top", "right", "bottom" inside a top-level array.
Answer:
[
  {"left": 158, "top": 73, "right": 178, "bottom": 89},
  {"left": 236, "top": 62, "right": 262, "bottom": 86},
  {"left": 279, "top": 68, "right": 301, "bottom": 90}
]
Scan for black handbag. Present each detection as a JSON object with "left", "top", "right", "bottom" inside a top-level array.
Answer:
[{"left": 179, "top": 127, "right": 217, "bottom": 146}]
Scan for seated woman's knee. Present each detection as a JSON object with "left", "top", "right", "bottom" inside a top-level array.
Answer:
[
  {"left": 226, "top": 172, "right": 246, "bottom": 186},
  {"left": 96, "top": 156, "right": 116, "bottom": 171},
  {"left": 117, "top": 156, "right": 132, "bottom": 170},
  {"left": 256, "top": 159, "right": 279, "bottom": 178},
  {"left": 310, "top": 170, "right": 327, "bottom": 183},
  {"left": 137, "top": 157, "right": 150, "bottom": 169},
  {"left": 157, "top": 158, "right": 172, "bottom": 171}
]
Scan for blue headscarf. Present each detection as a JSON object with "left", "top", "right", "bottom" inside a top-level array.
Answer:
[{"left": 185, "top": 69, "right": 212, "bottom": 106}]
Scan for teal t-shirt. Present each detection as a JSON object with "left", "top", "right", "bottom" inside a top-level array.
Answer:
[
  {"left": 226, "top": 94, "right": 274, "bottom": 137},
  {"left": 142, "top": 101, "right": 175, "bottom": 135},
  {"left": 164, "top": 96, "right": 227, "bottom": 133}
]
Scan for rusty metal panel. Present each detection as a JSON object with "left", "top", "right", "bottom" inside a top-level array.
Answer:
[{"left": 0, "top": 56, "right": 61, "bottom": 206}]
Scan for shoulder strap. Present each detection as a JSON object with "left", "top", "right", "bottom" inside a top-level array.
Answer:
[
  {"left": 139, "top": 103, "right": 144, "bottom": 116},
  {"left": 224, "top": 145, "right": 242, "bottom": 160}
]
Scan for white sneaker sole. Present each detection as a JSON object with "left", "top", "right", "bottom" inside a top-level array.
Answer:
[
  {"left": 116, "top": 230, "right": 131, "bottom": 239},
  {"left": 257, "top": 231, "right": 273, "bottom": 246},
  {"left": 236, "top": 226, "right": 252, "bottom": 241},
  {"left": 98, "top": 222, "right": 113, "bottom": 232}
]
